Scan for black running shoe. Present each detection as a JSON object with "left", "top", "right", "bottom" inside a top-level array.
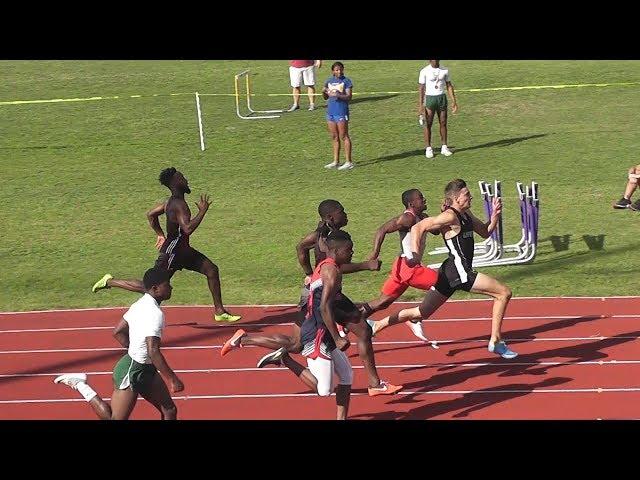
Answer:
[
  {"left": 614, "top": 198, "right": 631, "bottom": 209},
  {"left": 257, "top": 347, "right": 286, "bottom": 368}
]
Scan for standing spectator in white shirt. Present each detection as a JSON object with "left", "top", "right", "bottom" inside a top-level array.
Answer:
[{"left": 418, "top": 60, "right": 459, "bottom": 158}]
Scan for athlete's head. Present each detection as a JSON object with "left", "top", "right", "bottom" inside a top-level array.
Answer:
[
  {"left": 318, "top": 199, "right": 348, "bottom": 228},
  {"left": 331, "top": 61, "right": 344, "bottom": 77},
  {"left": 429, "top": 59, "right": 440, "bottom": 68},
  {"left": 159, "top": 167, "right": 191, "bottom": 194},
  {"left": 402, "top": 189, "right": 426, "bottom": 213},
  {"left": 324, "top": 230, "right": 353, "bottom": 265},
  {"left": 444, "top": 179, "right": 472, "bottom": 210},
  {"left": 143, "top": 267, "right": 173, "bottom": 302}
]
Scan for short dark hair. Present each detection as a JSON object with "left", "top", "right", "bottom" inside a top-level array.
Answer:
[
  {"left": 159, "top": 167, "right": 177, "bottom": 187},
  {"left": 318, "top": 199, "right": 343, "bottom": 218},
  {"left": 325, "top": 230, "right": 352, "bottom": 250},
  {"left": 444, "top": 179, "right": 467, "bottom": 200},
  {"left": 402, "top": 189, "right": 421, "bottom": 208},
  {"left": 331, "top": 61, "right": 344, "bottom": 70},
  {"left": 143, "top": 267, "right": 171, "bottom": 290}
]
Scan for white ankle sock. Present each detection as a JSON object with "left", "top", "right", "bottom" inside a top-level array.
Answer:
[{"left": 76, "top": 382, "right": 98, "bottom": 402}]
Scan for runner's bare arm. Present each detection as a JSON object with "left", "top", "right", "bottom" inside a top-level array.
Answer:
[
  {"left": 147, "top": 202, "right": 166, "bottom": 249},
  {"left": 146, "top": 202, "right": 166, "bottom": 237},
  {"left": 410, "top": 210, "right": 457, "bottom": 262},
  {"left": 175, "top": 195, "right": 210, "bottom": 235},
  {"left": 469, "top": 197, "right": 501, "bottom": 238},
  {"left": 340, "top": 258, "right": 381, "bottom": 274},
  {"left": 113, "top": 318, "right": 129, "bottom": 349},
  {"left": 296, "top": 230, "right": 320, "bottom": 276},
  {"left": 369, "top": 213, "right": 414, "bottom": 260},
  {"left": 147, "top": 336, "right": 183, "bottom": 392},
  {"left": 320, "top": 264, "right": 348, "bottom": 350}
]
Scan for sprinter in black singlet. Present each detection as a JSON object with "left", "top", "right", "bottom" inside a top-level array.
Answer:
[
  {"left": 371, "top": 179, "right": 518, "bottom": 359},
  {"left": 91, "top": 167, "right": 241, "bottom": 323}
]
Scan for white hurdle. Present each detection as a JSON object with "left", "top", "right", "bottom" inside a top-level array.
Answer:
[{"left": 234, "top": 70, "right": 285, "bottom": 120}]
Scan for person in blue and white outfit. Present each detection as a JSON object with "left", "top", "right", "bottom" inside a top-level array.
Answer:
[{"left": 322, "top": 62, "right": 354, "bottom": 171}]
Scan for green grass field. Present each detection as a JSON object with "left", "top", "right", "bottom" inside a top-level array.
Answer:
[{"left": 2, "top": 60, "right": 639, "bottom": 312}]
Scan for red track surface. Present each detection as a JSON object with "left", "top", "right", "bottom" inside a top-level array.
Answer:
[{"left": 1, "top": 297, "right": 639, "bottom": 420}]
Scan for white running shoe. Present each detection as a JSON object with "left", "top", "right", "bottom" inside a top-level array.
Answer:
[
  {"left": 405, "top": 321, "right": 439, "bottom": 349},
  {"left": 338, "top": 162, "right": 354, "bottom": 170},
  {"left": 441, "top": 145, "right": 453, "bottom": 156},
  {"left": 288, "top": 104, "right": 300, "bottom": 112},
  {"left": 53, "top": 373, "right": 87, "bottom": 389},
  {"left": 425, "top": 147, "right": 434, "bottom": 159},
  {"left": 308, "top": 104, "right": 316, "bottom": 111},
  {"left": 325, "top": 162, "right": 339, "bottom": 169}
]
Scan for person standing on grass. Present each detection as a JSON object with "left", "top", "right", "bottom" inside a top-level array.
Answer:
[
  {"left": 288, "top": 60, "right": 322, "bottom": 111},
  {"left": 418, "top": 59, "right": 458, "bottom": 159},
  {"left": 54, "top": 268, "right": 183, "bottom": 420},
  {"left": 323, "top": 62, "right": 354, "bottom": 170},
  {"left": 91, "top": 167, "right": 241, "bottom": 323}
]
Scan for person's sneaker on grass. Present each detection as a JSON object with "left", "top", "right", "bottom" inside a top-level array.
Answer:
[
  {"left": 220, "top": 329, "right": 246, "bottom": 356},
  {"left": 92, "top": 274, "right": 113, "bottom": 293},
  {"left": 325, "top": 162, "right": 339, "bottom": 169},
  {"left": 614, "top": 197, "right": 632, "bottom": 209},
  {"left": 337, "top": 162, "right": 354, "bottom": 171},
  {"left": 630, "top": 199, "right": 640, "bottom": 211},
  {"left": 425, "top": 147, "right": 434, "bottom": 159},
  {"left": 440, "top": 145, "right": 453, "bottom": 157}
]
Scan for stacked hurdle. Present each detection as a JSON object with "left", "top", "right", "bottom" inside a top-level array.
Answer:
[{"left": 427, "top": 180, "right": 540, "bottom": 268}]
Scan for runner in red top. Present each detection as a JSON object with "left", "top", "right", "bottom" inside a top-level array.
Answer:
[
  {"left": 362, "top": 189, "right": 439, "bottom": 343},
  {"left": 256, "top": 231, "right": 354, "bottom": 419},
  {"left": 221, "top": 202, "right": 401, "bottom": 396}
]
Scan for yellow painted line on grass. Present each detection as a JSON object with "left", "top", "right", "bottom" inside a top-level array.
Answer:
[
  {"left": 461, "top": 81, "right": 640, "bottom": 92},
  {"left": 1, "top": 82, "right": 639, "bottom": 106}
]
